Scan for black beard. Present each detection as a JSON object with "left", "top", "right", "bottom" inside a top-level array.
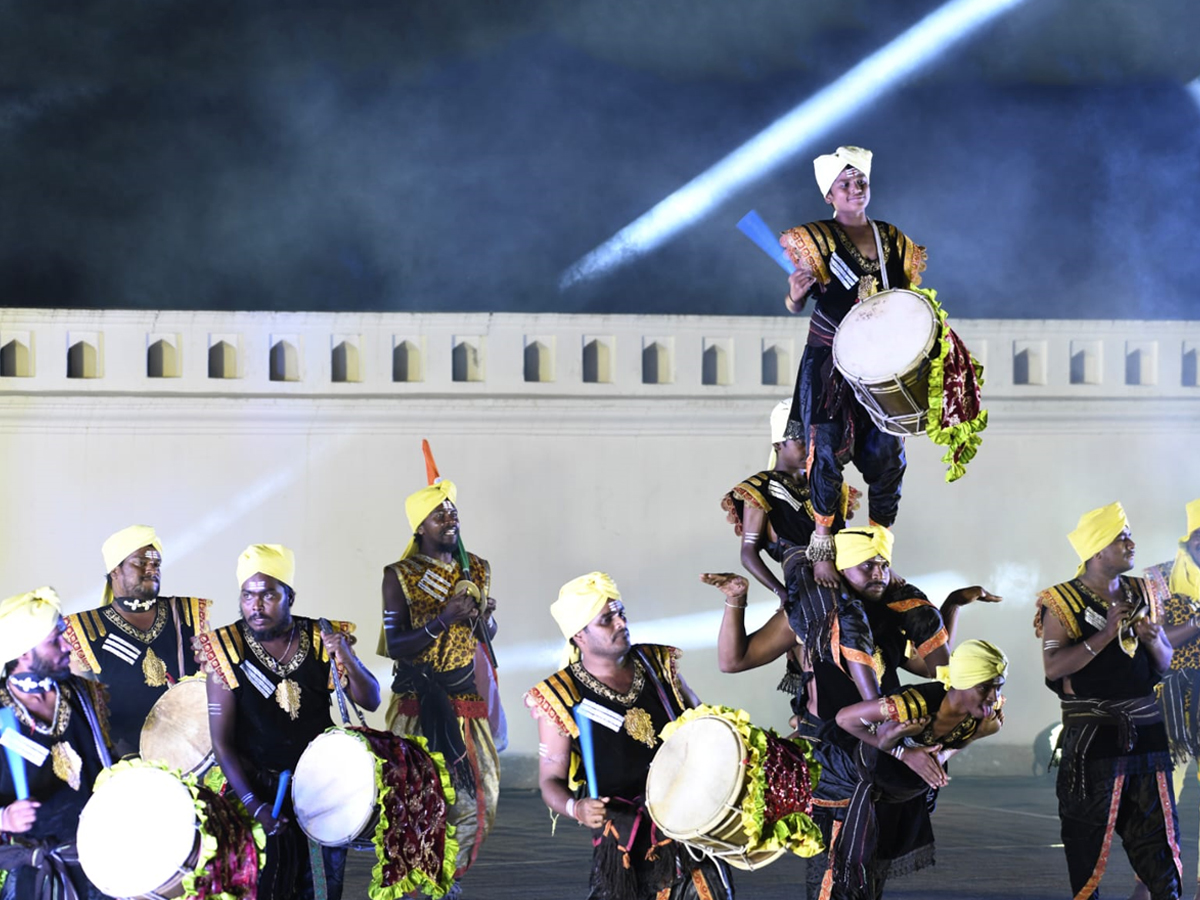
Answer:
[
  {"left": 27, "top": 654, "right": 70, "bottom": 684},
  {"left": 246, "top": 618, "right": 295, "bottom": 642}
]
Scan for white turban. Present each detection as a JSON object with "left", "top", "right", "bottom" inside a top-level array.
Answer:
[{"left": 813, "top": 146, "right": 873, "bottom": 197}]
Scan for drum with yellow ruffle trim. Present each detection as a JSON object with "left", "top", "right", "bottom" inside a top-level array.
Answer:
[{"left": 646, "top": 705, "right": 824, "bottom": 871}]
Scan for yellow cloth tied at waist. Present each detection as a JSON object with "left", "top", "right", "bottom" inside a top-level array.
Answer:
[
  {"left": 935, "top": 639, "right": 1007, "bottom": 690},
  {"left": 1068, "top": 501, "right": 1128, "bottom": 577},
  {"left": 835, "top": 526, "right": 894, "bottom": 571}
]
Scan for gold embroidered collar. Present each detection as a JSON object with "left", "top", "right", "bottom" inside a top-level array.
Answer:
[
  {"left": 571, "top": 659, "right": 645, "bottom": 707},
  {"left": 832, "top": 220, "right": 883, "bottom": 273},
  {"left": 1, "top": 682, "right": 72, "bottom": 738},
  {"left": 244, "top": 622, "right": 311, "bottom": 678},
  {"left": 103, "top": 602, "right": 168, "bottom": 644}
]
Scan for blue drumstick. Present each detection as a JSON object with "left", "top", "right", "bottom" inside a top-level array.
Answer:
[
  {"left": 272, "top": 770, "right": 292, "bottom": 819},
  {"left": 737, "top": 209, "right": 796, "bottom": 274},
  {"left": 0, "top": 708, "right": 29, "bottom": 800},
  {"left": 572, "top": 708, "right": 599, "bottom": 799}
]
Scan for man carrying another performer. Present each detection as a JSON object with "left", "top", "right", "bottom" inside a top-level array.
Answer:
[
  {"left": 1142, "top": 498, "right": 1200, "bottom": 900},
  {"left": 200, "top": 544, "right": 380, "bottom": 900},
  {"left": 63, "top": 525, "right": 211, "bottom": 756},
  {"left": 525, "top": 573, "right": 733, "bottom": 900},
  {"left": 780, "top": 146, "right": 926, "bottom": 588},
  {"left": 381, "top": 480, "right": 499, "bottom": 889},
  {"left": 1, "top": 587, "right": 112, "bottom": 900},
  {"left": 1036, "top": 502, "right": 1180, "bottom": 900}
]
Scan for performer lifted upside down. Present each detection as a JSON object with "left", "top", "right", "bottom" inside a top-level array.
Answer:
[
  {"left": 63, "top": 525, "right": 211, "bottom": 756},
  {"left": 779, "top": 146, "right": 927, "bottom": 588},
  {"left": 1035, "top": 502, "right": 1181, "bottom": 900},
  {"left": 525, "top": 573, "right": 734, "bottom": 900},
  {"left": 381, "top": 476, "right": 500, "bottom": 890},
  {"left": 200, "top": 544, "right": 381, "bottom": 900},
  {"left": 0, "top": 587, "right": 112, "bottom": 900}
]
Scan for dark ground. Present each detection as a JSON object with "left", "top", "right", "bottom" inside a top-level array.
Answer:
[{"left": 341, "top": 774, "right": 1200, "bottom": 898}]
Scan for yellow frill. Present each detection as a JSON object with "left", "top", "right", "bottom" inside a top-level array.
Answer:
[{"left": 659, "top": 705, "right": 825, "bottom": 860}]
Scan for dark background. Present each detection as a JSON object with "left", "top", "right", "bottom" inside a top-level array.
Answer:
[{"left": 3, "top": 0, "right": 1199, "bottom": 318}]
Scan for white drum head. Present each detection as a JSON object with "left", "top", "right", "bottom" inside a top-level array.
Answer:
[
  {"left": 833, "top": 289, "right": 937, "bottom": 383},
  {"left": 293, "top": 729, "right": 378, "bottom": 845},
  {"left": 141, "top": 678, "right": 213, "bottom": 774},
  {"left": 645, "top": 716, "right": 744, "bottom": 840},
  {"left": 78, "top": 766, "right": 198, "bottom": 898}
]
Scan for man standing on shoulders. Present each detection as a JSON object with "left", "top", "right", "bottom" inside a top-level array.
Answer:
[
  {"left": 1036, "top": 502, "right": 1181, "bottom": 900},
  {"left": 199, "top": 544, "right": 380, "bottom": 900},
  {"left": 63, "top": 525, "right": 211, "bottom": 756},
  {"left": 1, "top": 587, "right": 112, "bottom": 900},
  {"left": 525, "top": 573, "right": 733, "bottom": 900},
  {"left": 381, "top": 478, "right": 499, "bottom": 893}
]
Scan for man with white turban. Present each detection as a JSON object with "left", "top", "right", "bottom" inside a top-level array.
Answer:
[
  {"left": 1143, "top": 498, "right": 1200, "bottom": 898},
  {"left": 62, "top": 524, "right": 212, "bottom": 756},
  {"left": 0, "top": 587, "right": 111, "bottom": 900},
  {"left": 525, "top": 573, "right": 732, "bottom": 900},
  {"left": 199, "top": 544, "right": 380, "bottom": 900},
  {"left": 777, "top": 146, "right": 928, "bottom": 591},
  {"left": 380, "top": 479, "right": 499, "bottom": 894},
  {"left": 1036, "top": 502, "right": 1180, "bottom": 900}
]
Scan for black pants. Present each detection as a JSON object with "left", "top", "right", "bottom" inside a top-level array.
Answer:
[
  {"left": 1057, "top": 765, "right": 1181, "bottom": 900},
  {"left": 257, "top": 825, "right": 347, "bottom": 900}
]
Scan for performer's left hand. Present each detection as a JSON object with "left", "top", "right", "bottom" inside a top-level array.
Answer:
[
  {"left": 700, "top": 572, "right": 749, "bottom": 602},
  {"left": 322, "top": 630, "right": 355, "bottom": 666},
  {"left": 946, "top": 586, "right": 1002, "bottom": 606},
  {"left": 898, "top": 744, "right": 949, "bottom": 789},
  {"left": 877, "top": 718, "right": 927, "bottom": 749},
  {"left": 1135, "top": 618, "right": 1164, "bottom": 646}
]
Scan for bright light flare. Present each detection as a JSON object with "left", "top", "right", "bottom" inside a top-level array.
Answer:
[{"left": 560, "top": 0, "right": 1029, "bottom": 289}]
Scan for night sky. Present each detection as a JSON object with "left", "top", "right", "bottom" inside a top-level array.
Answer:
[{"left": 3, "top": 0, "right": 1199, "bottom": 318}]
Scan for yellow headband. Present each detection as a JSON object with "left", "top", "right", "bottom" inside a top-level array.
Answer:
[
  {"left": 237, "top": 544, "right": 295, "bottom": 590},
  {"left": 101, "top": 524, "right": 162, "bottom": 606},
  {"left": 402, "top": 480, "right": 458, "bottom": 560},
  {"left": 0, "top": 587, "right": 62, "bottom": 665},
  {"left": 1169, "top": 498, "right": 1200, "bottom": 601},
  {"left": 935, "top": 639, "right": 1008, "bottom": 690},
  {"left": 835, "top": 526, "right": 894, "bottom": 571},
  {"left": 1068, "top": 501, "right": 1128, "bottom": 577},
  {"left": 551, "top": 572, "right": 621, "bottom": 663},
  {"left": 813, "top": 146, "right": 873, "bottom": 197}
]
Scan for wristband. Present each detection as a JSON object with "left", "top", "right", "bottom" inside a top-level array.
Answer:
[
  {"left": 252, "top": 801, "right": 269, "bottom": 820},
  {"left": 424, "top": 618, "right": 441, "bottom": 639},
  {"left": 725, "top": 599, "right": 748, "bottom": 609},
  {"left": 1082, "top": 639, "right": 1097, "bottom": 657},
  {"left": 565, "top": 798, "right": 576, "bottom": 820}
]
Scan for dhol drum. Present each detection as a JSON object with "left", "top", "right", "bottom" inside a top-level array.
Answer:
[
  {"left": 77, "top": 760, "right": 261, "bottom": 900},
  {"left": 645, "top": 706, "right": 822, "bottom": 871},
  {"left": 292, "top": 726, "right": 456, "bottom": 899},
  {"left": 140, "top": 676, "right": 213, "bottom": 776},
  {"left": 832, "top": 288, "right": 940, "bottom": 436}
]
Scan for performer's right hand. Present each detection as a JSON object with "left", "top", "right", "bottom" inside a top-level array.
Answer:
[
  {"left": 785, "top": 268, "right": 816, "bottom": 313},
  {"left": 573, "top": 797, "right": 610, "bottom": 829},
  {"left": 898, "top": 745, "right": 948, "bottom": 789},
  {"left": 812, "top": 560, "right": 840, "bottom": 589},
  {"left": 1104, "top": 599, "right": 1134, "bottom": 638},
  {"left": 0, "top": 799, "right": 39, "bottom": 833},
  {"left": 254, "top": 805, "right": 286, "bottom": 837},
  {"left": 443, "top": 591, "right": 479, "bottom": 625}
]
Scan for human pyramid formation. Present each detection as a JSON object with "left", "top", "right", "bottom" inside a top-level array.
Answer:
[{"left": 0, "top": 147, "right": 1195, "bottom": 900}]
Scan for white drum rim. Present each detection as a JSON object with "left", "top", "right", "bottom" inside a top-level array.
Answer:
[
  {"left": 832, "top": 289, "right": 939, "bottom": 384},
  {"left": 292, "top": 728, "right": 379, "bottom": 846},
  {"left": 645, "top": 714, "right": 746, "bottom": 842},
  {"left": 77, "top": 766, "right": 199, "bottom": 898}
]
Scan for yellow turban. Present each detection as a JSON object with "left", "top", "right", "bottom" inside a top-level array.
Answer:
[
  {"left": 551, "top": 572, "right": 622, "bottom": 663},
  {"left": 813, "top": 146, "right": 873, "bottom": 197},
  {"left": 1068, "top": 502, "right": 1129, "bottom": 577},
  {"left": 402, "top": 481, "right": 458, "bottom": 560},
  {"left": 0, "top": 587, "right": 62, "bottom": 665},
  {"left": 935, "top": 639, "right": 1008, "bottom": 691},
  {"left": 101, "top": 524, "right": 162, "bottom": 606},
  {"left": 1168, "top": 498, "right": 1200, "bottom": 601},
  {"left": 237, "top": 544, "right": 296, "bottom": 590},
  {"left": 835, "top": 526, "right": 894, "bottom": 571}
]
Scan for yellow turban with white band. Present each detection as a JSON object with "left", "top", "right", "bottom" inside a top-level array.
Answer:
[
  {"left": 813, "top": 146, "right": 873, "bottom": 198},
  {"left": 935, "top": 639, "right": 1007, "bottom": 690},
  {"left": 835, "top": 526, "right": 894, "bottom": 571},
  {"left": 402, "top": 481, "right": 458, "bottom": 561},
  {"left": 551, "top": 572, "right": 622, "bottom": 663},
  {"left": 0, "top": 587, "right": 62, "bottom": 665},
  {"left": 101, "top": 524, "right": 162, "bottom": 606},
  {"left": 1168, "top": 498, "right": 1200, "bottom": 601},
  {"left": 237, "top": 544, "right": 296, "bottom": 590},
  {"left": 1068, "top": 502, "right": 1128, "bottom": 577}
]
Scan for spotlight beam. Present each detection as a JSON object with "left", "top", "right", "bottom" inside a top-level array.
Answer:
[{"left": 560, "top": 0, "right": 1028, "bottom": 289}]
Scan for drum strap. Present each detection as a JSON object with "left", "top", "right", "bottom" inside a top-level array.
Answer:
[
  {"left": 308, "top": 839, "right": 328, "bottom": 900},
  {"left": 870, "top": 221, "right": 889, "bottom": 291},
  {"left": 632, "top": 648, "right": 681, "bottom": 720}
]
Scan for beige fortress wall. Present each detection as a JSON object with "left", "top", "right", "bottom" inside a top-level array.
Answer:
[{"left": 2, "top": 308, "right": 1199, "bottom": 778}]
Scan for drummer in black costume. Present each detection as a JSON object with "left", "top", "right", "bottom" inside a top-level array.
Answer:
[{"left": 779, "top": 145, "right": 927, "bottom": 591}]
